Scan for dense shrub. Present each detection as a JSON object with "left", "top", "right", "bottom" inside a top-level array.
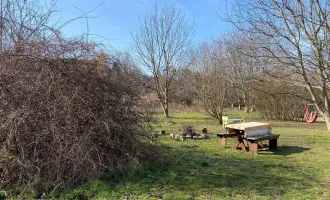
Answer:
[
  {"left": 253, "top": 76, "right": 309, "bottom": 121},
  {"left": 255, "top": 93, "right": 305, "bottom": 121},
  {"left": 0, "top": 56, "right": 158, "bottom": 193}
]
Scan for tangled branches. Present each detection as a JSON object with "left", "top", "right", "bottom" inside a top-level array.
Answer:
[{"left": 0, "top": 56, "right": 158, "bottom": 192}]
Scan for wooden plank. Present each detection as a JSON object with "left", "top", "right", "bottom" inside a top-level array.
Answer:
[
  {"left": 216, "top": 132, "right": 239, "bottom": 137},
  {"left": 216, "top": 132, "right": 226, "bottom": 136},
  {"left": 228, "top": 119, "right": 244, "bottom": 124},
  {"left": 226, "top": 122, "right": 270, "bottom": 130},
  {"left": 247, "top": 134, "right": 279, "bottom": 142}
]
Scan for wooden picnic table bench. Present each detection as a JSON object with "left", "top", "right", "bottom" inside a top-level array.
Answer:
[
  {"left": 246, "top": 134, "right": 279, "bottom": 153},
  {"left": 216, "top": 122, "right": 280, "bottom": 154},
  {"left": 216, "top": 131, "right": 244, "bottom": 149}
]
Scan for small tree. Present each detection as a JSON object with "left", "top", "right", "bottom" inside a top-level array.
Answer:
[
  {"left": 224, "top": 32, "right": 263, "bottom": 112},
  {"left": 132, "top": 3, "right": 194, "bottom": 117},
  {"left": 171, "top": 68, "right": 198, "bottom": 106},
  {"left": 191, "top": 42, "right": 229, "bottom": 124}
]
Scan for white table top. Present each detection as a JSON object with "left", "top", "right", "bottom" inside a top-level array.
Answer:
[{"left": 226, "top": 122, "right": 272, "bottom": 137}]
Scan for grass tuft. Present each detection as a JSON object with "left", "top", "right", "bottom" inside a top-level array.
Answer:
[{"left": 201, "top": 162, "right": 210, "bottom": 167}]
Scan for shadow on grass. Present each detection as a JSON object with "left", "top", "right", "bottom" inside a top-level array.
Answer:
[
  {"left": 54, "top": 145, "right": 319, "bottom": 199},
  {"left": 241, "top": 145, "right": 311, "bottom": 156},
  {"left": 265, "top": 145, "right": 311, "bottom": 156}
]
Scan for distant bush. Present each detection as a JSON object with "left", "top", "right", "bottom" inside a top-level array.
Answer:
[
  {"left": 255, "top": 93, "right": 305, "bottom": 121},
  {"left": 0, "top": 56, "right": 158, "bottom": 193},
  {"left": 253, "top": 77, "right": 309, "bottom": 121}
]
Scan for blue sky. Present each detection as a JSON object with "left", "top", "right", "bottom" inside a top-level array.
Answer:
[{"left": 55, "top": 0, "right": 232, "bottom": 50}]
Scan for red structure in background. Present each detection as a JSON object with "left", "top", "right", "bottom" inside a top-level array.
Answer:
[{"left": 304, "top": 104, "right": 318, "bottom": 123}]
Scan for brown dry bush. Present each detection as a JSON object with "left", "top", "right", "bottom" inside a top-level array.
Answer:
[
  {"left": 253, "top": 76, "right": 309, "bottom": 121},
  {"left": 0, "top": 55, "right": 158, "bottom": 193}
]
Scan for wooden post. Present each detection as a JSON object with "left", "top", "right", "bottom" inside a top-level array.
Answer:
[
  {"left": 219, "top": 136, "right": 226, "bottom": 147},
  {"left": 269, "top": 139, "right": 277, "bottom": 149},
  {"left": 232, "top": 135, "right": 247, "bottom": 152},
  {"left": 248, "top": 141, "right": 258, "bottom": 153}
]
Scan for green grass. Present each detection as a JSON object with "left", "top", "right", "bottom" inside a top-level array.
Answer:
[{"left": 43, "top": 111, "right": 330, "bottom": 199}]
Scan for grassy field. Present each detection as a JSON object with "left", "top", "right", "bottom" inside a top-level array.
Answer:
[{"left": 50, "top": 109, "right": 330, "bottom": 199}]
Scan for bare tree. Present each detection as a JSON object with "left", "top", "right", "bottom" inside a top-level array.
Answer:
[
  {"left": 224, "top": 32, "right": 264, "bottom": 112},
  {"left": 171, "top": 67, "right": 199, "bottom": 106},
  {"left": 132, "top": 3, "right": 194, "bottom": 117},
  {"left": 190, "top": 42, "right": 229, "bottom": 124},
  {"left": 0, "top": 0, "right": 57, "bottom": 54},
  {"left": 223, "top": 0, "right": 330, "bottom": 131}
]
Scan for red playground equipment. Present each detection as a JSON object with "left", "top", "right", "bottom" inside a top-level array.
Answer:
[{"left": 304, "top": 104, "right": 318, "bottom": 123}]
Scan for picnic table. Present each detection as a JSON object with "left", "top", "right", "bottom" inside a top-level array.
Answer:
[
  {"left": 217, "top": 122, "right": 279, "bottom": 153},
  {"left": 228, "top": 119, "right": 244, "bottom": 123},
  {"left": 222, "top": 115, "right": 245, "bottom": 128}
]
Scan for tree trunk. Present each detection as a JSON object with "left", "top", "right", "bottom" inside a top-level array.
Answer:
[
  {"left": 163, "top": 104, "right": 169, "bottom": 118},
  {"left": 243, "top": 93, "right": 249, "bottom": 113},
  {"left": 161, "top": 96, "right": 169, "bottom": 118},
  {"left": 323, "top": 113, "right": 330, "bottom": 132},
  {"left": 238, "top": 98, "right": 241, "bottom": 110},
  {"left": 250, "top": 105, "right": 255, "bottom": 112},
  {"left": 218, "top": 112, "right": 223, "bottom": 125},
  {"left": 250, "top": 97, "right": 255, "bottom": 112}
]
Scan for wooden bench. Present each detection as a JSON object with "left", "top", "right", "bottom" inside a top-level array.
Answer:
[
  {"left": 246, "top": 134, "right": 280, "bottom": 154},
  {"left": 217, "top": 132, "right": 280, "bottom": 154},
  {"left": 222, "top": 116, "right": 245, "bottom": 128},
  {"left": 216, "top": 131, "right": 244, "bottom": 148}
]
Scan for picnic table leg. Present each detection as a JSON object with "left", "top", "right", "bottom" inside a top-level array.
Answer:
[
  {"left": 269, "top": 139, "right": 277, "bottom": 149},
  {"left": 232, "top": 140, "right": 239, "bottom": 150},
  {"left": 257, "top": 142, "right": 263, "bottom": 149},
  {"left": 248, "top": 141, "right": 258, "bottom": 153},
  {"left": 218, "top": 136, "right": 226, "bottom": 147},
  {"left": 239, "top": 141, "right": 247, "bottom": 152},
  {"left": 243, "top": 139, "right": 248, "bottom": 147},
  {"left": 232, "top": 135, "right": 247, "bottom": 152}
]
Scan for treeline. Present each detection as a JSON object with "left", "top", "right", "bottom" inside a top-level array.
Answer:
[
  {"left": 130, "top": 2, "right": 315, "bottom": 124},
  {"left": 141, "top": 37, "right": 310, "bottom": 123}
]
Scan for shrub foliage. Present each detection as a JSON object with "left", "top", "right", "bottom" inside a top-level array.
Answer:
[{"left": 0, "top": 56, "right": 157, "bottom": 192}]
